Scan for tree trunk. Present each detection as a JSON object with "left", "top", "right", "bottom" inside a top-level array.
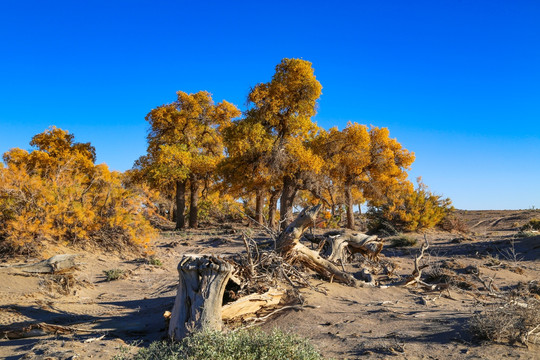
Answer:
[
  {"left": 168, "top": 255, "right": 232, "bottom": 341},
  {"left": 189, "top": 175, "right": 199, "bottom": 228},
  {"left": 345, "top": 185, "right": 354, "bottom": 230},
  {"left": 276, "top": 206, "right": 372, "bottom": 287},
  {"left": 268, "top": 188, "right": 281, "bottom": 230},
  {"left": 255, "top": 189, "right": 264, "bottom": 225},
  {"left": 280, "top": 176, "right": 298, "bottom": 230},
  {"left": 176, "top": 180, "right": 187, "bottom": 230},
  {"left": 169, "top": 201, "right": 175, "bottom": 222}
]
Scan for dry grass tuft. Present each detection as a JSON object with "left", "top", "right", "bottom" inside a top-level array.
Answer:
[{"left": 470, "top": 297, "right": 540, "bottom": 345}]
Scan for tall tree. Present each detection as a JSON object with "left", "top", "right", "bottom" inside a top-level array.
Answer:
[
  {"left": 221, "top": 111, "right": 280, "bottom": 226},
  {"left": 314, "top": 124, "right": 415, "bottom": 229},
  {"left": 135, "top": 91, "right": 240, "bottom": 229},
  {"left": 247, "top": 58, "right": 323, "bottom": 229}
]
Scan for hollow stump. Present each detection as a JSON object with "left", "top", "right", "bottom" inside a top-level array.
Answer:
[{"left": 168, "top": 254, "right": 232, "bottom": 341}]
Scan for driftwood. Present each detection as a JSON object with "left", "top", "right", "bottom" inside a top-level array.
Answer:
[
  {"left": 13, "top": 254, "right": 78, "bottom": 274},
  {"left": 276, "top": 205, "right": 373, "bottom": 287},
  {"left": 168, "top": 254, "right": 232, "bottom": 341},
  {"left": 222, "top": 288, "right": 284, "bottom": 320},
  {"left": 305, "top": 230, "right": 382, "bottom": 263},
  {"left": 1, "top": 322, "right": 95, "bottom": 339}
]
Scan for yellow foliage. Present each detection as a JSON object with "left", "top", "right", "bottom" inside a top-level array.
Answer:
[
  {"left": 368, "top": 178, "right": 453, "bottom": 232},
  {"left": 0, "top": 128, "right": 156, "bottom": 255}
]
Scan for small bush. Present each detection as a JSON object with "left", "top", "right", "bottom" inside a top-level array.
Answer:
[
  {"left": 521, "top": 219, "right": 540, "bottom": 231},
  {"left": 387, "top": 235, "right": 417, "bottom": 248},
  {"left": 103, "top": 269, "right": 125, "bottom": 282},
  {"left": 516, "top": 231, "right": 536, "bottom": 238},
  {"left": 114, "top": 329, "right": 323, "bottom": 360},
  {"left": 147, "top": 256, "right": 162, "bottom": 266},
  {"left": 367, "top": 178, "right": 453, "bottom": 232},
  {"left": 469, "top": 298, "right": 540, "bottom": 344},
  {"left": 439, "top": 213, "right": 469, "bottom": 233}
]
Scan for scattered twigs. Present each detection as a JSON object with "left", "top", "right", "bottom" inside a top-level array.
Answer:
[
  {"left": 2, "top": 322, "right": 97, "bottom": 340},
  {"left": 403, "top": 237, "right": 430, "bottom": 287},
  {"left": 402, "top": 236, "right": 445, "bottom": 291}
]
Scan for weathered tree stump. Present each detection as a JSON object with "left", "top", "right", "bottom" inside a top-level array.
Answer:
[
  {"left": 276, "top": 205, "right": 373, "bottom": 287},
  {"left": 168, "top": 254, "right": 232, "bottom": 341}
]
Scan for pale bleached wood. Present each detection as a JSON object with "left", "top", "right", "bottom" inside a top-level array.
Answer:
[{"left": 168, "top": 254, "right": 232, "bottom": 341}]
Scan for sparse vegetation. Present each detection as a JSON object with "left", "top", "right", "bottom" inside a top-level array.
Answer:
[
  {"left": 470, "top": 297, "right": 540, "bottom": 344},
  {"left": 103, "top": 269, "right": 126, "bottom": 282},
  {"left": 146, "top": 256, "right": 162, "bottom": 266},
  {"left": 521, "top": 218, "right": 540, "bottom": 231},
  {"left": 387, "top": 234, "right": 417, "bottom": 248},
  {"left": 114, "top": 329, "right": 323, "bottom": 360}
]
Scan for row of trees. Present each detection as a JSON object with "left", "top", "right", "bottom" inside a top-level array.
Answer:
[
  {"left": 0, "top": 58, "right": 452, "bottom": 255},
  {"left": 132, "top": 58, "right": 452, "bottom": 231}
]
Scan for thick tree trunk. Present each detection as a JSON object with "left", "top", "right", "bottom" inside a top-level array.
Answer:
[
  {"left": 189, "top": 175, "right": 199, "bottom": 228},
  {"left": 169, "top": 255, "right": 232, "bottom": 341},
  {"left": 255, "top": 189, "right": 264, "bottom": 225},
  {"left": 276, "top": 206, "right": 372, "bottom": 287},
  {"left": 268, "top": 189, "right": 281, "bottom": 230},
  {"left": 280, "top": 176, "right": 298, "bottom": 230},
  {"left": 176, "top": 180, "right": 187, "bottom": 230},
  {"left": 345, "top": 185, "right": 354, "bottom": 230}
]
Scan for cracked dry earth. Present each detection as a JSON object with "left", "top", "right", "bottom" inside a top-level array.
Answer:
[{"left": 1, "top": 210, "right": 540, "bottom": 359}]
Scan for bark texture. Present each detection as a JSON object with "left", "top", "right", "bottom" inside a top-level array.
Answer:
[
  {"left": 279, "top": 176, "right": 298, "bottom": 230},
  {"left": 344, "top": 185, "right": 354, "bottom": 229},
  {"left": 189, "top": 175, "right": 199, "bottom": 228},
  {"left": 255, "top": 189, "right": 264, "bottom": 225},
  {"left": 175, "top": 180, "right": 186, "bottom": 229},
  {"left": 268, "top": 188, "right": 281, "bottom": 230},
  {"left": 168, "top": 255, "right": 232, "bottom": 341}
]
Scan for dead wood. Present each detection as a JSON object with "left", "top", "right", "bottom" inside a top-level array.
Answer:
[
  {"left": 168, "top": 254, "right": 233, "bottom": 341},
  {"left": 276, "top": 205, "right": 373, "bottom": 287},
  {"left": 1, "top": 322, "right": 95, "bottom": 340},
  {"left": 305, "top": 230, "right": 382, "bottom": 263},
  {"left": 402, "top": 237, "right": 448, "bottom": 291},
  {"left": 13, "top": 254, "right": 78, "bottom": 274},
  {"left": 222, "top": 287, "right": 285, "bottom": 321}
]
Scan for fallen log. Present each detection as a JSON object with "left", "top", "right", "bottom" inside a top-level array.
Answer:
[
  {"left": 168, "top": 254, "right": 232, "bottom": 341},
  {"left": 276, "top": 205, "right": 373, "bottom": 287},
  {"left": 13, "top": 254, "right": 78, "bottom": 274},
  {"left": 305, "top": 230, "right": 382, "bottom": 263},
  {"left": 1, "top": 322, "right": 95, "bottom": 339}
]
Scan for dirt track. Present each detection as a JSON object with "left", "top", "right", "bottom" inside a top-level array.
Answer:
[{"left": 1, "top": 210, "right": 539, "bottom": 359}]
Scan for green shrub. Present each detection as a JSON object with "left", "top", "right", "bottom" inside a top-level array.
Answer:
[
  {"left": 147, "top": 256, "right": 162, "bottom": 266},
  {"left": 115, "top": 329, "right": 323, "bottom": 360},
  {"left": 103, "top": 269, "right": 125, "bottom": 281}
]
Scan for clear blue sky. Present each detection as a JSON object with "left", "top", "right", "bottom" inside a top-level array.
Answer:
[{"left": 1, "top": 1, "right": 539, "bottom": 210}]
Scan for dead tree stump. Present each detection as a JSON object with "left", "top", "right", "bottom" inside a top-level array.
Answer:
[{"left": 168, "top": 254, "right": 232, "bottom": 341}]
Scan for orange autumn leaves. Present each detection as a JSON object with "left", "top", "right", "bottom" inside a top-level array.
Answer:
[{"left": 0, "top": 127, "right": 156, "bottom": 255}]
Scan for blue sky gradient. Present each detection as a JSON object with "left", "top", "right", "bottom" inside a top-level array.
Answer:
[{"left": 1, "top": 1, "right": 539, "bottom": 209}]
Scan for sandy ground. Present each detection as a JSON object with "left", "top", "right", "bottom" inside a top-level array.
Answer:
[{"left": 1, "top": 210, "right": 539, "bottom": 359}]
